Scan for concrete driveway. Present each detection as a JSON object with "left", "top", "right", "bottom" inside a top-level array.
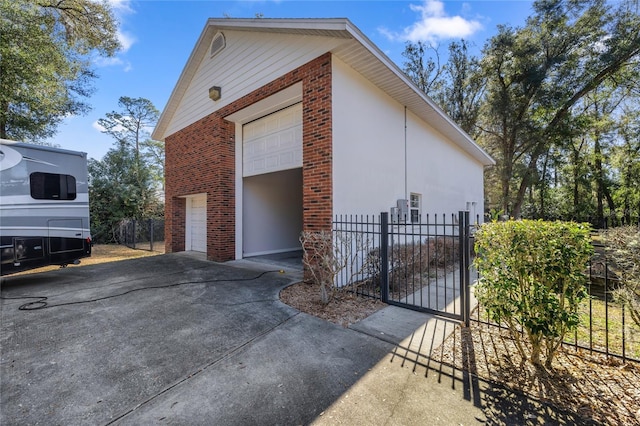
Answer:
[
  {"left": 0, "top": 253, "right": 386, "bottom": 425},
  {"left": 1, "top": 253, "right": 588, "bottom": 425}
]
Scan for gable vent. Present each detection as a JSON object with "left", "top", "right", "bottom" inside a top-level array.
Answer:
[{"left": 210, "top": 32, "right": 226, "bottom": 58}]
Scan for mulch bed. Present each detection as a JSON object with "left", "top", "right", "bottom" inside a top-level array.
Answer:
[
  {"left": 280, "top": 281, "right": 386, "bottom": 327},
  {"left": 433, "top": 320, "right": 640, "bottom": 425}
]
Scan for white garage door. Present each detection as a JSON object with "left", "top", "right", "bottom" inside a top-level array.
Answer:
[
  {"left": 243, "top": 103, "right": 302, "bottom": 177},
  {"left": 187, "top": 195, "right": 206, "bottom": 252}
]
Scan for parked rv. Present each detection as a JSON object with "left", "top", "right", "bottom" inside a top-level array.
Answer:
[{"left": 0, "top": 139, "right": 91, "bottom": 275}]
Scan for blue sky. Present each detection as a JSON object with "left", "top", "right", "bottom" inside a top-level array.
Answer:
[{"left": 47, "top": 0, "right": 534, "bottom": 160}]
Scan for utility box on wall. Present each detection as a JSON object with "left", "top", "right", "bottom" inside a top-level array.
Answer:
[
  {"left": 390, "top": 207, "right": 399, "bottom": 223},
  {"left": 397, "top": 199, "right": 408, "bottom": 222}
]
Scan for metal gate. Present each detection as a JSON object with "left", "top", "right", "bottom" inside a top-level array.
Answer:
[{"left": 333, "top": 211, "right": 472, "bottom": 325}]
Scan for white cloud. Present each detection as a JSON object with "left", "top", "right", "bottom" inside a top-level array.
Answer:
[
  {"left": 95, "top": 56, "right": 123, "bottom": 67},
  {"left": 107, "top": 0, "right": 134, "bottom": 15},
  {"left": 92, "top": 0, "right": 136, "bottom": 70},
  {"left": 93, "top": 56, "right": 132, "bottom": 72},
  {"left": 110, "top": 0, "right": 136, "bottom": 53},
  {"left": 117, "top": 30, "right": 136, "bottom": 53},
  {"left": 381, "top": 0, "right": 482, "bottom": 43},
  {"left": 92, "top": 120, "right": 107, "bottom": 133}
]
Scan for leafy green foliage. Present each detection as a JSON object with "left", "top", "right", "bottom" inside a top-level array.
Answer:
[
  {"left": 88, "top": 147, "right": 161, "bottom": 243},
  {"left": 97, "top": 96, "right": 164, "bottom": 191},
  {"left": 602, "top": 226, "right": 640, "bottom": 327},
  {"left": 401, "top": 0, "right": 640, "bottom": 223},
  {"left": 611, "top": 107, "right": 640, "bottom": 223},
  {"left": 474, "top": 220, "right": 594, "bottom": 368},
  {"left": 479, "top": 0, "right": 640, "bottom": 218},
  {"left": 0, "top": 0, "right": 120, "bottom": 142},
  {"left": 89, "top": 97, "right": 164, "bottom": 243}
]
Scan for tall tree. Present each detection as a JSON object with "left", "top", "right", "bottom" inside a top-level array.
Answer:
[
  {"left": 98, "top": 97, "right": 160, "bottom": 162},
  {"left": 433, "top": 40, "right": 485, "bottom": 138},
  {"left": 97, "top": 96, "right": 163, "bottom": 196},
  {"left": 0, "top": 0, "right": 120, "bottom": 142},
  {"left": 89, "top": 97, "right": 164, "bottom": 242},
  {"left": 612, "top": 105, "right": 640, "bottom": 223},
  {"left": 402, "top": 41, "right": 443, "bottom": 96},
  {"left": 479, "top": 0, "right": 640, "bottom": 218}
]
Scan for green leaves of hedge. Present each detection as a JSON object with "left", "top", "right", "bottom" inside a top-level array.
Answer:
[{"left": 474, "top": 220, "right": 593, "bottom": 368}]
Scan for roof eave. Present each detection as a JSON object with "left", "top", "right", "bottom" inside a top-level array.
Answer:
[{"left": 338, "top": 20, "right": 494, "bottom": 166}]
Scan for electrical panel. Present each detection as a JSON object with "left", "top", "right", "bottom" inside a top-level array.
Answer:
[
  {"left": 397, "top": 199, "right": 408, "bottom": 222},
  {"left": 390, "top": 207, "right": 399, "bottom": 223}
]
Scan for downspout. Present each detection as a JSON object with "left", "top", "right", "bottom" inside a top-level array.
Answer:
[{"left": 404, "top": 106, "right": 408, "bottom": 200}]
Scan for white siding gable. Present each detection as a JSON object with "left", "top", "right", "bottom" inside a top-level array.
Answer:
[{"left": 164, "top": 30, "right": 343, "bottom": 137}]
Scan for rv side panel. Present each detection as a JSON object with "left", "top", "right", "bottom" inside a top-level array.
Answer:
[{"left": 0, "top": 140, "right": 91, "bottom": 275}]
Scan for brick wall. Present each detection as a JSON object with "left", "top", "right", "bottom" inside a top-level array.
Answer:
[{"left": 165, "top": 53, "right": 333, "bottom": 261}]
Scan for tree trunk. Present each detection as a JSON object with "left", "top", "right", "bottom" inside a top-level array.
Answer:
[
  {"left": 571, "top": 138, "right": 586, "bottom": 220},
  {"left": 539, "top": 151, "right": 550, "bottom": 219},
  {"left": 0, "top": 100, "right": 8, "bottom": 139},
  {"left": 512, "top": 149, "right": 543, "bottom": 219},
  {"left": 594, "top": 135, "right": 605, "bottom": 227}
]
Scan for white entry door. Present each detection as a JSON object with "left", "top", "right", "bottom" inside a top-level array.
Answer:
[
  {"left": 242, "top": 103, "right": 302, "bottom": 177},
  {"left": 186, "top": 195, "right": 206, "bottom": 252}
]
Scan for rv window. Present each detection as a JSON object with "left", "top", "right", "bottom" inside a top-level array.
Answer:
[{"left": 30, "top": 172, "right": 77, "bottom": 200}]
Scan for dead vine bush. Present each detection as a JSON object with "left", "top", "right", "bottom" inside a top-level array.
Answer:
[
  {"left": 365, "top": 236, "right": 460, "bottom": 292},
  {"left": 300, "top": 230, "right": 373, "bottom": 304}
]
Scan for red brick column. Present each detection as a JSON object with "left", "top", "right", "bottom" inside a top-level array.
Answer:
[
  {"left": 302, "top": 53, "right": 333, "bottom": 232},
  {"left": 165, "top": 196, "right": 185, "bottom": 253}
]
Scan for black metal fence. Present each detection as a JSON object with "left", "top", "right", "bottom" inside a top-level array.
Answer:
[
  {"left": 333, "top": 211, "right": 473, "bottom": 324},
  {"left": 335, "top": 213, "right": 638, "bottom": 362},
  {"left": 595, "top": 214, "right": 640, "bottom": 230},
  {"left": 574, "top": 254, "right": 639, "bottom": 362},
  {"left": 118, "top": 218, "right": 165, "bottom": 251}
]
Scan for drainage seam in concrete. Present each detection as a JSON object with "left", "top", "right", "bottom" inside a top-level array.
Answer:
[{"left": 104, "top": 312, "right": 300, "bottom": 425}]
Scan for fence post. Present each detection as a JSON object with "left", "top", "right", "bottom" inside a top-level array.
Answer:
[
  {"left": 149, "top": 219, "right": 154, "bottom": 252},
  {"left": 459, "top": 211, "right": 471, "bottom": 327},
  {"left": 380, "top": 212, "right": 389, "bottom": 304},
  {"left": 132, "top": 220, "right": 136, "bottom": 249}
]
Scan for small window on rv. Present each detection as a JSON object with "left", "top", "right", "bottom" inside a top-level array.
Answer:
[{"left": 30, "top": 172, "right": 77, "bottom": 200}]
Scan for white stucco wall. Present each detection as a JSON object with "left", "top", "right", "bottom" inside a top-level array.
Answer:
[
  {"left": 331, "top": 56, "right": 485, "bottom": 220},
  {"left": 242, "top": 169, "right": 303, "bottom": 256}
]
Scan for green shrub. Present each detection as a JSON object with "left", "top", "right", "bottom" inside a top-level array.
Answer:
[{"left": 474, "top": 220, "right": 593, "bottom": 369}]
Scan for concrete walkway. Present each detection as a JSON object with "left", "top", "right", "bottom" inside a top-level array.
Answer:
[{"left": 1, "top": 253, "right": 590, "bottom": 425}]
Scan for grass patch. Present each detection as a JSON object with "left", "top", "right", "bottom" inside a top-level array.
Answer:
[
  {"left": 474, "top": 297, "right": 640, "bottom": 360},
  {"left": 10, "top": 243, "right": 165, "bottom": 276},
  {"left": 571, "top": 297, "right": 640, "bottom": 360}
]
